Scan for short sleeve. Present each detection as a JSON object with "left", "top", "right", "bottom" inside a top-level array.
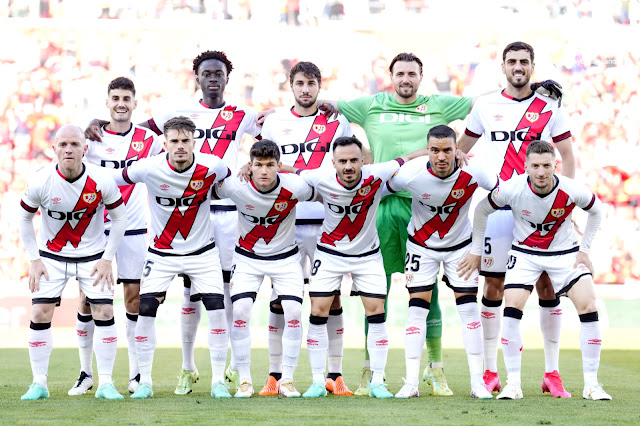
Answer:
[
  {"left": 244, "top": 108, "right": 261, "bottom": 138},
  {"left": 289, "top": 174, "right": 314, "bottom": 201},
  {"left": 213, "top": 175, "right": 239, "bottom": 200},
  {"left": 123, "top": 156, "right": 153, "bottom": 184},
  {"left": 464, "top": 98, "right": 485, "bottom": 138},
  {"left": 20, "top": 175, "right": 42, "bottom": 212},
  {"left": 369, "top": 160, "right": 401, "bottom": 183},
  {"left": 564, "top": 177, "right": 596, "bottom": 210},
  {"left": 549, "top": 105, "right": 572, "bottom": 143},
  {"left": 436, "top": 95, "right": 472, "bottom": 123},
  {"left": 98, "top": 171, "right": 124, "bottom": 207},
  {"left": 148, "top": 103, "right": 175, "bottom": 135},
  {"left": 337, "top": 96, "right": 375, "bottom": 127},
  {"left": 466, "top": 163, "right": 498, "bottom": 191},
  {"left": 299, "top": 169, "right": 324, "bottom": 187},
  {"left": 488, "top": 182, "right": 511, "bottom": 209}
]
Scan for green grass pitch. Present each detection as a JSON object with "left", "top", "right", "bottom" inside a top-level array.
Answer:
[{"left": 1, "top": 348, "right": 638, "bottom": 425}]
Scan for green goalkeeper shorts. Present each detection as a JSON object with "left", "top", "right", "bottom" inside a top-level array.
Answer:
[{"left": 377, "top": 195, "right": 412, "bottom": 275}]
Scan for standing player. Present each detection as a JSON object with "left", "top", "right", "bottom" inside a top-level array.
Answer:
[
  {"left": 68, "top": 77, "right": 162, "bottom": 396},
  {"left": 213, "top": 140, "right": 313, "bottom": 398},
  {"left": 87, "top": 51, "right": 261, "bottom": 395},
  {"left": 458, "top": 41, "right": 576, "bottom": 395},
  {"left": 259, "top": 61, "right": 354, "bottom": 396},
  {"left": 387, "top": 125, "right": 497, "bottom": 399},
  {"left": 458, "top": 141, "right": 610, "bottom": 400},
  {"left": 19, "top": 125, "right": 127, "bottom": 400},
  {"left": 289, "top": 136, "right": 422, "bottom": 399},
  {"left": 113, "top": 117, "right": 232, "bottom": 399}
]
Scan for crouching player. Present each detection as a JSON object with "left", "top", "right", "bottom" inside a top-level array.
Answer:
[
  {"left": 19, "top": 125, "right": 127, "bottom": 400},
  {"left": 387, "top": 125, "right": 497, "bottom": 399},
  {"left": 458, "top": 140, "right": 611, "bottom": 400},
  {"left": 213, "top": 140, "right": 314, "bottom": 398}
]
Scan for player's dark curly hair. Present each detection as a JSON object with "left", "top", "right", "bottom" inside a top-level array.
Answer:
[
  {"left": 250, "top": 140, "right": 280, "bottom": 162},
  {"left": 289, "top": 61, "right": 322, "bottom": 86},
  {"left": 164, "top": 116, "right": 196, "bottom": 135},
  {"left": 427, "top": 125, "right": 457, "bottom": 143},
  {"left": 503, "top": 41, "right": 534, "bottom": 62},
  {"left": 526, "top": 140, "right": 555, "bottom": 158},
  {"left": 192, "top": 50, "right": 233, "bottom": 75},
  {"left": 108, "top": 76, "right": 135, "bottom": 96},
  {"left": 333, "top": 136, "right": 363, "bottom": 152},
  {"left": 389, "top": 52, "right": 423, "bottom": 75}
]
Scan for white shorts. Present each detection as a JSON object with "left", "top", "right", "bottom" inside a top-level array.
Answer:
[
  {"left": 32, "top": 254, "right": 114, "bottom": 304},
  {"left": 114, "top": 233, "right": 147, "bottom": 283},
  {"left": 212, "top": 209, "right": 237, "bottom": 272},
  {"left": 295, "top": 224, "right": 321, "bottom": 281},
  {"left": 405, "top": 240, "right": 479, "bottom": 294},
  {"left": 230, "top": 249, "right": 304, "bottom": 302},
  {"left": 141, "top": 244, "right": 224, "bottom": 299},
  {"left": 504, "top": 248, "right": 592, "bottom": 297},
  {"left": 481, "top": 209, "right": 514, "bottom": 277},
  {"left": 309, "top": 248, "right": 386, "bottom": 299}
]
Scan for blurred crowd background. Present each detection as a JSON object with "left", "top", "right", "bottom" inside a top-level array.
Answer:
[{"left": 1, "top": 0, "right": 639, "bottom": 286}]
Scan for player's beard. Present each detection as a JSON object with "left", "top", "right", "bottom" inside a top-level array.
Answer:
[
  {"left": 296, "top": 95, "right": 317, "bottom": 109},
  {"left": 507, "top": 73, "right": 530, "bottom": 89},
  {"left": 395, "top": 84, "right": 416, "bottom": 99}
]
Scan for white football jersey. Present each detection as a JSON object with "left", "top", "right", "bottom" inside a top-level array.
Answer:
[
  {"left": 488, "top": 174, "right": 596, "bottom": 254},
  {"left": 388, "top": 158, "right": 498, "bottom": 250},
  {"left": 213, "top": 173, "right": 314, "bottom": 257},
  {"left": 21, "top": 163, "right": 123, "bottom": 258},
  {"left": 301, "top": 161, "right": 401, "bottom": 256},
  {"left": 465, "top": 91, "right": 572, "bottom": 181},
  {"left": 262, "top": 107, "right": 352, "bottom": 221},
  {"left": 123, "top": 152, "right": 230, "bottom": 255},
  {"left": 85, "top": 124, "right": 162, "bottom": 232}
]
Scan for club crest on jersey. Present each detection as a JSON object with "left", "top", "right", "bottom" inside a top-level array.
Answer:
[
  {"left": 526, "top": 112, "right": 539, "bottom": 122},
  {"left": 358, "top": 185, "right": 371, "bottom": 197},
  {"left": 220, "top": 111, "right": 233, "bottom": 121},
  {"left": 190, "top": 180, "right": 204, "bottom": 191},
  {"left": 83, "top": 193, "right": 97, "bottom": 204},
  {"left": 551, "top": 208, "right": 565, "bottom": 218},
  {"left": 415, "top": 104, "right": 427, "bottom": 113},
  {"left": 483, "top": 257, "right": 494, "bottom": 268},
  {"left": 312, "top": 124, "right": 326, "bottom": 134},
  {"left": 451, "top": 189, "right": 465, "bottom": 199},
  {"left": 274, "top": 201, "right": 288, "bottom": 212},
  {"left": 131, "top": 141, "right": 144, "bottom": 152}
]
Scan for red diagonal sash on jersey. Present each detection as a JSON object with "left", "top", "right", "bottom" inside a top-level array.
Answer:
[
  {"left": 238, "top": 188, "right": 298, "bottom": 252},
  {"left": 320, "top": 176, "right": 381, "bottom": 246},
  {"left": 500, "top": 98, "right": 552, "bottom": 180},
  {"left": 153, "top": 165, "right": 217, "bottom": 250},
  {"left": 413, "top": 171, "right": 478, "bottom": 245},
  {"left": 519, "top": 189, "right": 575, "bottom": 249},
  {"left": 200, "top": 106, "right": 245, "bottom": 159},
  {"left": 47, "top": 178, "right": 102, "bottom": 252},
  {"left": 294, "top": 116, "right": 340, "bottom": 170}
]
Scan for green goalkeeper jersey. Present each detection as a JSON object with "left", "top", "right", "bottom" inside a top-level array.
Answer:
[{"left": 338, "top": 92, "right": 471, "bottom": 197}]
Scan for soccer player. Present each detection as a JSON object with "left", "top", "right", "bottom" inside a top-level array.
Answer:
[
  {"left": 68, "top": 77, "right": 162, "bottom": 396},
  {"left": 259, "top": 61, "right": 354, "bottom": 396},
  {"left": 113, "top": 116, "right": 232, "bottom": 399},
  {"left": 387, "top": 125, "right": 497, "bottom": 399},
  {"left": 87, "top": 51, "right": 261, "bottom": 395},
  {"left": 213, "top": 140, "right": 314, "bottom": 398},
  {"left": 288, "top": 136, "right": 422, "bottom": 399},
  {"left": 457, "top": 140, "right": 610, "bottom": 401},
  {"left": 458, "top": 41, "right": 576, "bottom": 395},
  {"left": 18, "top": 124, "right": 127, "bottom": 400}
]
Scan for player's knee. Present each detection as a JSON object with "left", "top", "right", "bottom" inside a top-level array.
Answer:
[
  {"left": 90, "top": 301, "right": 113, "bottom": 320},
  {"left": 281, "top": 298, "right": 303, "bottom": 319},
  {"left": 535, "top": 282, "right": 556, "bottom": 299},
  {"left": 31, "top": 305, "right": 54, "bottom": 323},
  {"left": 575, "top": 299, "right": 597, "bottom": 315},
  {"left": 483, "top": 277, "right": 504, "bottom": 300},
  {"left": 201, "top": 294, "right": 225, "bottom": 311},
  {"left": 139, "top": 296, "right": 160, "bottom": 317}
]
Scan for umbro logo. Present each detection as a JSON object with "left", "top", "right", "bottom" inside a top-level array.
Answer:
[
  {"left": 587, "top": 339, "right": 602, "bottom": 345},
  {"left": 406, "top": 326, "right": 420, "bottom": 335},
  {"left": 182, "top": 308, "right": 196, "bottom": 315},
  {"left": 550, "top": 309, "right": 562, "bottom": 316},
  {"left": 102, "top": 337, "right": 117, "bottom": 344},
  {"left": 246, "top": 205, "right": 255, "bottom": 211},
  {"left": 421, "top": 193, "right": 431, "bottom": 200},
  {"left": 375, "top": 339, "right": 388, "bottom": 346},
  {"left": 481, "top": 311, "right": 495, "bottom": 319},
  {"left": 522, "top": 210, "right": 531, "bottom": 216},
  {"left": 501, "top": 337, "right": 509, "bottom": 345},
  {"left": 268, "top": 326, "right": 278, "bottom": 332},
  {"left": 160, "top": 184, "right": 170, "bottom": 191},
  {"left": 210, "top": 329, "right": 226, "bottom": 335},
  {"left": 494, "top": 114, "right": 503, "bottom": 121},
  {"left": 336, "top": 328, "right": 344, "bottom": 335},
  {"left": 76, "top": 330, "right": 87, "bottom": 337},
  {"left": 330, "top": 193, "right": 339, "bottom": 200},
  {"left": 28, "top": 341, "right": 47, "bottom": 348},
  {"left": 287, "top": 320, "right": 301, "bottom": 328},
  {"left": 106, "top": 148, "right": 115, "bottom": 154},
  {"left": 52, "top": 197, "right": 61, "bottom": 204},
  {"left": 234, "top": 320, "right": 247, "bottom": 328},
  {"left": 467, "top": 321, "right": 481, "bottom": 330},
  {"left": 283, "top": 129, "right": 292, "bottom": 135},
  {"left": 307, "top": 339, "right": 318, "bottom": 346},
  {"left": 135, "top": 336, "right": 147, "bottom": 343}
]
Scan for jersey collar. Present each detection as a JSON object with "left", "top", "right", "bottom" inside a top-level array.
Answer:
[
  {"left": 56, "top": 163, "right": 86, "bottom": 183},
  {"left": 200, "top": 100, "right": 226, "bottom": 109},
  {"left": 527, "top": 175, "right": 559, "bottom": 197},
  {"left": 501, "top": 89, "right": 535, "bottom": 102},
  {"left": 250, "top": 175, "right": 280, "bottom": 194},
  {"left": 426, "top": 161, "right": 458, "bottom": 180},
  {"left": 335, "top": 173, "right": 362, "bottom": 191},
  {"left": 166, "top": 153, "right": 195, "bottom": 173},
  {"left": 103, "top": 123, "right": 133, "bottom": 136},
  {"left": 290, "top": 106, "right": 319, "bottom": 118}
]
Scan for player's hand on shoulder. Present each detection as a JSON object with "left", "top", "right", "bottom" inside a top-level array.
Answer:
[
  {"left": 257, "top": 109, "right": 275, "bottom": 126},
  {"left": 530, "top": 80, "right": 563, "bottom": 106},
  {"left": 85, "top": 119, "right": 105, "bottom": 142},
  {"left": 237, "top": 162, "right": 252, "bottom": 182},
  {"left": 575, "top": 251, "right": 595, "bottom": 275},
  {"left": 28, "top": 259, "right": 49, "bottom": 293},
  {"left": 455, "top": 149, "right": 470, "bottom": 168},
  {"left": 457, "top": 253, "right": 481, "bottom": 280},
  {"left": 91, "top": 259, "right": 114, "bottom": 292},
  {"left": 319, "top": 103, "right": 339, "bottom": 119}
]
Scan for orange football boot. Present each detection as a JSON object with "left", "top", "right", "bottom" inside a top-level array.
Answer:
[
  {"left": 258, "top": 376, "right": 280, "bottom": 396},
  {"left": 325, "top": 376, "right": 353, "bottom": 396}
]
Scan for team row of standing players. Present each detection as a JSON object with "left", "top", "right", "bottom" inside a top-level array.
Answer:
[{"left": 18, "top": 42, "right": 611, "bottom": 401}]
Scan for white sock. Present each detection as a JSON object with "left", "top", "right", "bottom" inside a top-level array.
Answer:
[
  {"left": 281, "top": 300, "right": 303, "bottom": 383},
  {"left": 180, "top": 286, "right": 201, "bottom": 371},
  {"left": 306, "top": 320, "right": 328, "bottom": 383},
  {"left": 76, "top": 311, "right": 94, "bottom": 376},
  {"left": 480, "top": 297, "right": 502, "bottom": 373},
  {"left": 94, "top": 319, "right": 117, "bottom": 386},
  {"left": 327, "top": 308, "right": 344, "bottom": 375},
  {"left": 268, "top": 304, "right": 284, "bottom": 375},
  {"left": 367, "top": 321, "right": 388, "bottom": 385},
  {"left": 579, "top": 313, "right": 601, "bottom": 386},
  {"left": 28, "top": 323, "right": 52, "bottom": 387},
  {"left": 404, "top": 305, "right": 429, "bottom": 386},
  {"left": 457, "top": 299, "right": 484, "bottom": 385},
  {"left": 136, "top": 315, "right": 156, "bottom": 386},
  {"left": 231, "top": 298, "right": 253, "bottom": 383},
  {"left": 206, "top": 308, "right": 228, "bottom": 384},
  {"left": 223, "top": 280, "right": 235, "bottom": 370},
  {"left": 126, "top": 312, "right": 139, "bottom": 379},
  {"left": 501, "top": 313, "right": 523, "bottom": 385},
  {"left": 539, "top": 300, "right": 562, "bottom": 373}
]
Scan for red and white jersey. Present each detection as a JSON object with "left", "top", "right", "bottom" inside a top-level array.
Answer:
[
  {"left": 85, "top": 124, "right": 162, "bottom": 232},
  {"left": 20, "top": 163, "right": 123, "bottom": 258},
  {"left": 262, "top": 107, "right": 352, "bottom": 221},
  {"left": 123, "top": 152, "right": 230, "bottom": 255},
  {"left": 388, "top": 158, "right": 498, "bottom": 250},
  {"left": 301, "top": 161, "right": 401, "bottom": 256},
  {"left": 465, "top": 91, "right": 572, "bottom": 181},
  {"left": 488, "top": 174, "right": 596, "bottom": 255},
  {"left": 213, "top": 173, "right": 314, "bottom": 257}
]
